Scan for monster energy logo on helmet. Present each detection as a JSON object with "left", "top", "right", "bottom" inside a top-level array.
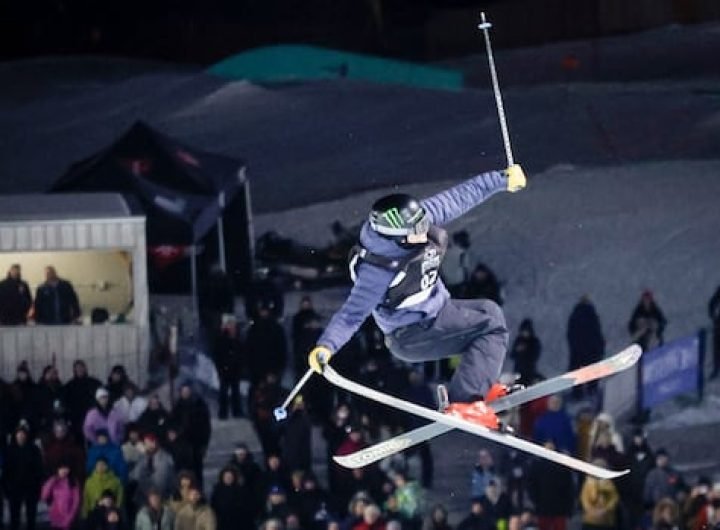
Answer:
[{"left": 369, "top": 194, "right": 429, "bottom": 237}]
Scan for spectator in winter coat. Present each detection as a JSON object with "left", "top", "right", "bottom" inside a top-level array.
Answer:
[
  {"left": 113, "top": 385, "right": 148, "bottom": 426},
  {"left": 87, "top": 428, "right": 129, "bottom": 484},
  {"left": 170, "top": 384, "right": 211, "bottom": 488},
  {"left": 458, "top": 499, "right": 495, "bottom": 530},
  {"left": 532, "top": 395, "right": 576, "bottom": 455},
  {"left": 628, "top": 290, "right": 667, "bottom": 352},
  {"left": 247, "top": 300, "right": 288, "bottom": 384},
  {"left": 63, "top": 360, "right": 102, "bottom": 442},
  {"left": 527, "top": 439, "right": 576, "bottom": 530},
  {"left": 41, "top": 462, "right": 81, "bottom": 530},
  {"left": 292, "top": 296, "right": 323, "bottom": 372},
  {"left": 644, "top": 449, "right": 685, "bottom": 508},
  {"left": 106, "top": 365, "right": 131, "bottom": 405},
  {"left": 85, "top": 489, "right": 119, "bottom": 530},
  {"left": 9, "top": 362, "right": 40, "bottom": 436},
  {"left": 121, "top": 424, "right": 146, "bottom": 475},
  {"left": 137, "top": 394, "right": 170, "bottom": 439},
  {"left": 464, "top": 263, "right": 502, "bottom": 305},
  {"left": 226, "top": 442, "right": 263, "bottom": 513},
  {"left": 652, "top": 497, "right": 681, "bottom": 530},
  {"left": 103, "top": 507, "right": 129, "bottom": 530},
  {"left": 566, "top": 295, "right": 605, "bottom": 400},
  {"left": 392, "top": 472, "right": 424, "bottom": 523},
  {"left": 0, "top": 264, "right": 32, "bottom": 325},
  {"left": 470, "top": 449, "right": 497, "bottom": 500},
  {"left": 34, "top": 266, "right": 80, "bottom": 324},
  {"left": 590, "top": 431, "right": 627, "bottom": 472},
  {"left": 294, "top": 473, "right": 330, "bottom": 530},
  {"left": 165, "top": 423, "right": 195, "bottom": 474},
  {"left": 210, "top": 467, "right": 256, "bottom": 530},
  {"left": 353, "top": 504, "right": 386, "bottom": 530},
  {"left": 479, "top": 479, "right": 511, "bottom": 530},
  {"left": 264, "top": 485, "right": 291, "bottom": 523},
  {"left": 625, "top": 429, "right": 656, "bottom": 530},
  {"left": 279, "top": 396, "right": 312, "bottom": 473},
  {"left": 43, "top": 419, "right": 86, "bottom": 481},
  {"left": 84, "top": 387, "right": 125, "bottom": 444},
  {"left": 3, "top": 425, "right": 44, "bottom": 530},
  {"left": 261, "top": 454, "right": 293, "bottom": 498},
  {"left": 510, "top": 319, "right": 542, "bottom": 386},
  {"left": 213, "top": 316, "right": 245, "bottom": 420},
  {"left": 580, "top": 461, "right": 620, "bottom": 530},
  {"left": 422, "top": 505, "right": 453, "bottom": 530},
  {"left": 588, "top": 412, "right": 624, "bottom": 454},
  {"left": 135, "top": 487, "right": 175, "bottom": 530},
  {"left": 251, "top": 373, "right": 287, "bottom": 458},
  {"left": 174, "top": 485, "right": 217, "bottom": 530},
  {"left": 131, "top": 433, "right": 175, "bottom": 505},
  {"left": 169, "top": 471, "right": 198, "bottom": 514},
  {"left": 35, "top": 365, "right": 65, "bottom": 434},
  {"left": 83, "top": 458, "right": 125, "bottom": 517}
]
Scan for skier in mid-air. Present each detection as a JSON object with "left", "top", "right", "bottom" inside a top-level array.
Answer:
[{"left": 308, "top": 164, "right": 526, "bottom": 428}]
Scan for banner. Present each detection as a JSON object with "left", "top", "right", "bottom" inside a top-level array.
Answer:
[{"left": 640, "top": 333, "right": 703, "bottom": 409}]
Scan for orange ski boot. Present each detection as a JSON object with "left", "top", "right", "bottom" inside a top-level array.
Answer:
[
  {"left": 444, "top": 400, "right": 500, "bottom": 430},
  {"left": 484, "top": 383, "right": 509, "bottom": 404}
]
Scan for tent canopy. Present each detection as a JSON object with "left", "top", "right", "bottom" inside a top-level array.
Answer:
[{"left": 50, "top": 121, "right": 247, "bottom": 245}]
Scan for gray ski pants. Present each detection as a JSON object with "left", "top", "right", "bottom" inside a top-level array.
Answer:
[{"left": 385, "top": 299, "right": 509, "bottom": 403}]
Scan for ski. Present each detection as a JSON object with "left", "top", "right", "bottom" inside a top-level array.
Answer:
[{"left": 332, "top": 344, "right": 641, "bottom": 470}]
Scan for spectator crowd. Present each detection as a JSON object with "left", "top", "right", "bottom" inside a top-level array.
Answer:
[{"left": 1, "top": 232, "right": 718, "bottom": 530}]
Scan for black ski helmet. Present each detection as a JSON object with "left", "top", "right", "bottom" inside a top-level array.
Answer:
[{"left": 369, "top": 194, "right": 429, "bottom": 238}]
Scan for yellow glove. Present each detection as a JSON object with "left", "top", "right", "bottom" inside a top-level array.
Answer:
[
  {"left": 308, "top": 345, "right": 333, "bottom": 373},
  {"left": 505, "top": 164, "right": 526, "bottom": 192}
]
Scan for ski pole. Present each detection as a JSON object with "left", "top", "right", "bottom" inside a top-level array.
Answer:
[
  {"left": 478, "top": 11, "right": 514, "bottom": 167},
  {"left": 273, "top": 368, "right": 314, "bottom": 421}
]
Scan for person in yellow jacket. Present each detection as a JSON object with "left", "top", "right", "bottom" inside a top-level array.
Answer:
[
  {"left": 82, "top": 457, "right": 124, "bottom": 518},
  {"left": 580, "top": 459, "right": 620, "bottom": 530}
]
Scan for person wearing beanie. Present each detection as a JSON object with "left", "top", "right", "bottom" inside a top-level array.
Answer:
[{"left": 83, "top": 387, "right": 125, "bottom": 444}]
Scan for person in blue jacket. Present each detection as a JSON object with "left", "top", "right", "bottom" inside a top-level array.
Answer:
[{"left": 308, "top": 164, "right": 527, "bottom": 426}]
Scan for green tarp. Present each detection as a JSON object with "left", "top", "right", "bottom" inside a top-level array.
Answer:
[{"left": 208, "top": 45, "right": 464, "bottom": 91}]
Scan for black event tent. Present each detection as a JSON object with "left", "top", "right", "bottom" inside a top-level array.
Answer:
[{"left": 50, "top": 121, "right": 253, "bottom": 293}]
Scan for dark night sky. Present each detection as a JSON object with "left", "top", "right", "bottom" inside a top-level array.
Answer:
[{"left": 2, "top": 0, "right": 719, "bottom": 64}]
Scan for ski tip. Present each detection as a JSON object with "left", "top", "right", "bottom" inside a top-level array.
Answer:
[
  {"left": 600, "top": 468, "right": 631, "bottom": 479},
  {"left": 615, "top": 344, "right": 643, "bottom": 366},
  {"left": 332, "top": 455, "right": 364, "bottom": 469},
  {"left": 626, "top": 344, "right": 643, "bottom": 361}
]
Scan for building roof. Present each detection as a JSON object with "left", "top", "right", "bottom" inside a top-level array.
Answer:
[{"left": 0, "top": 193, "right": 140, "bottom": 222}]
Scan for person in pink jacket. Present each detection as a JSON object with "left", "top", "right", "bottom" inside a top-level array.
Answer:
[{"left": 41, "top": 461, "right": 81, "bottom": 530}]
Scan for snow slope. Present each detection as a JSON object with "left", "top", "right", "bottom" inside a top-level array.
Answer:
[
  {"left": 255, "top": 160, "right": 720, "bottom": 378},
  {"left": 1, "top": 26, "right": 720, "bottom": 211}
]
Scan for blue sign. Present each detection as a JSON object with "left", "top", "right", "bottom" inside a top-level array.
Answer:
[{"left": 641, "top": 334, "right": 701, "bottom": 409}]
